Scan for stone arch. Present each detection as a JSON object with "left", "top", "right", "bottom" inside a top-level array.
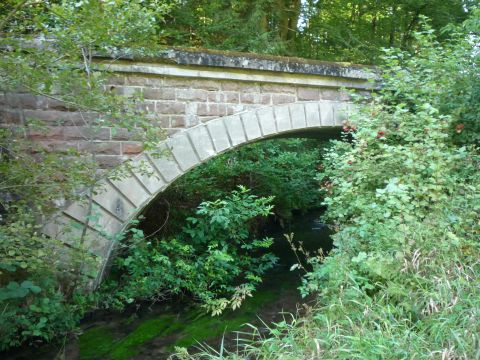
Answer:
[{"left": 43, "top": 100, "right": 352, "bottom": 283}]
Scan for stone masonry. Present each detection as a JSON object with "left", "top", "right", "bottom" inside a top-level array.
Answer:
[{"left": 1, "top": 48, "right": 377, "bottom": 285}]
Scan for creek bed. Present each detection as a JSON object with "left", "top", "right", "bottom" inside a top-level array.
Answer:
[{"left": 5, "top": 210, "right": 332, "bottom": 360}]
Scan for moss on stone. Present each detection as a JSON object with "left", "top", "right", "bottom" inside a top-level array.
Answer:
[
  {"left": 109, "top": 315, "right": 180, "bottom": 360},
  {"left": 79, "top": 326, "right": 116, "bottom": 360},
  {"left": 79, "top": 289, "right": 280, "bottom": 359},
  {"left": 173, "top": 289, "right": 278, "bottom": 348},
  {"left": 78, "top": 315, "right": 181, "bottom": 360}
]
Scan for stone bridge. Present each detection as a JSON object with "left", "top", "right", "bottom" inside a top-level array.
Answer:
[{"left": 3, "top": 49, "right": 376, "bottom": 284}]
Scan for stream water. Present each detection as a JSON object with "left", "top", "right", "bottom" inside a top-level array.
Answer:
[{"left": 5, "top": 209, "right": 332, "bottom": 360}]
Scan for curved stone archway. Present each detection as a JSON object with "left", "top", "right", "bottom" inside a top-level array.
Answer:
[{"left": 43, "top": 100, "right": 352, "bottom": 283}]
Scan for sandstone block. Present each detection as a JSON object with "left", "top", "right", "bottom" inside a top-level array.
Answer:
[
  {"left": 95, "top": 155, "right": 126, "bottom": 168},
  {"left": 143, "top": 88, "right": 175, "bottom": 100},
  {"left": 148, "top": 144, "right": 181, "bottom": 182},
  {"left": 297, "top": 87, "right": 319, "bottom": 101},
  {"left": 224, "top": 92, "right": 240, "bottom": 103},
  {"left": 63, "top": 126, "right": 111, "bottom": 141},
  {"left": 274, "top": 106, "right": 292, "bottom": 132},
  {"left": 241, "top": 111, "right": 262, "bottom": 141},
  {"left": 93, "top": 180, "right": 136, "bottom": 221},
  {"left": 256, "top": 107, "right": 276, "bottom": 136},
  {"left": 167, "top": 133, "right": 199, "bottom": 171},
  {"left": 320, "top": 101, "right": 335, "bottom": 126},
  {"left": 272, "top": 94, "right": 296, "bottom": 105},
  {"left": 130, "top": 154, "right": 165, "bottom": 195},
  {"left": 206, "top": 118, "right": 230, "bottom": 153},
  {"left": 188, "top": 125, "right": 216, "bottom": 161},
  {"left": 126, "top": 76, "right": 148, "bottom": 86},
  {"left": 110, "top": 170, "right": 150, "bottom": 207},
  {"left": 27, "top": 126, "right": 63, "bottom": 140},
  {"left": 304, "top": 102, "right": 321, "bottom": 127},
  {"left": 223, "top": 115, "right": 246, "bottom": 146},
  {"left": 332, "top": 102, "right": 349, "bottom": 125},
  {"left": 79, "top": 141, "right": 121, "bottom": 155},
  {"left": 289, "top": 103, "right": 307, "bottom": 129},
  {"left": 261, "top": 84, "right": 296, "bottom": 94},
  {"left": 221, "top": 82, "right": 258, "bottom": 92},
  {"left": 176, "top": 89, "right": 208, "bottom": 101},
  {"left": 122, "top": 141, "right": 143, "bottom": 155},
  {"left": 170, "top": 115, "right": 186, "bottom": 127},
  {"left": 156, "top": 101, "right": 186, "bottom": 115},
  {"left": 197, "top": 103, "right": 227, "bottom": 117}
]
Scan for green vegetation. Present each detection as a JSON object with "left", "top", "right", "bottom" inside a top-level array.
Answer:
[
  {"left": 142, "top": 138, "right": 324, "bottom": 237},
  {"left": 177, "top": 12, "right": 480, "bottom": 359},
  {"left": 1, "top": 0, "right": 479, "bottom": 357},
  {"left": 102, "top": 187, "right": 279, "bottom": 315},
  {"left": 78, "top": 289, "right": 278, "bottom": 359},
  {"left": 0, "top": 0, "right": 172, "bottom": 351},
  {"left": 162, "top": 0, "right": 473, "bottom": 63},
  {"left": 78, "top": 326, "right": 116, "bottom": 360}
]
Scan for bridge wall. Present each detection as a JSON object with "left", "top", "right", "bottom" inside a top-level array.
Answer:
[{"left": 1, "top": 49, "right": 376, "bottom": 284}]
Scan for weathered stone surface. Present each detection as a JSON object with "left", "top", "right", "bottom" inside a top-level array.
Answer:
[
  {"left": 305, "top": 102, "right": 321, "bottom": 127},
  {"left": 29, "top": 47, "right": 376, "bottom": 287},
  {"left": 176, "top": 89, "right": 208, "bottom": 101},
  {"left": 320, "top": 101, "right": 335, "bottom": 126},
  {"left": 240, "top": 111, "right": 262, "bottom": 141},
  {"left": 289, "top": 103, "right": 307, "bottom": 129},
  {"left": 110, "top": 172, "right": 150, "bottom": 207},
  {"left": 187, "top": 125, "right": 216, "bottom": 161},
  {"left": 223, "top": 115, "right": 246, "bottom": 146},
  {"left": 63, "top": 126, "right": 111, "bottom": 140},
  {"left": 206, "top": 118, "right": 230, "bottom": 153},
  {"left": 0, "top": 109, "right": 23, "bottom": 124},
  {"left": 122, "top": 141, "right": 143, "bottom": 155},
  {"left": 93, "top": 180, "right": 136, "bottom": 221},
  {"left": 197, "top": 103, "right": 227, "bottom": 117},
  {"left": 96, "top": 155, "right": 128, "bottom": 168},
  {"left": 78, "top": 141, "right": 121, "bottom": 155},
  {"left": 143, "top": 88, "right": 175, "bottom": 100},
  {"left": 332, "top": 102, "right": 349, "bottom": 125},
  {"left": 130, "top": 154, "right": 165, "bottom": 195},
  {"left": 63, "top": 200, "right": 124, "bottom": 236},
  {"left": 27, "top": 126, "right": 64, "bottom": 140},
  {"left": 297, "top": 87, "right": 319, "bottom": 101},
  {"left": 156, "top": 101, "right": 186, "bottom": 115},
  {"left": 274, "top": 105, "right": 292, "bottom": 132},
  {"left": 148, "top": 144, "right": 182, "bottom": 182},
  {"left": 167, "top": 132, "right": 199, "bottom": 171},
  {"left": 272, "top": 94, "right": 296, "bottom": 105},
  {"left": 256, "top": 107, "right": 276, "bottom": 136}
]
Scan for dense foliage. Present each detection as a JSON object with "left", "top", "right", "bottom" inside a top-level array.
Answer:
[
  {"left": 106, "top": 139, "right": 324, "bottom": 317},
  {"left": 141, "top": 138, "right": 324, "bottom": 239},
  {"left": 182, "top": 13, "right": 480, "bottom": 359},
  {"left": 1, "top": 0, "right": 478, "bottom": 357},
  {"left": 103, "top": 187, "right": 278, "bottom": 315},
  {"left": 162, "top": 0, "right": 473, "bottom": 63}
]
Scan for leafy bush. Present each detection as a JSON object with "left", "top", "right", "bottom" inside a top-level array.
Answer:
[
  {"left": 103, "top": 187, "right": 278, "bottom": 315},
  {"left": 142, "top": 138, "right": 324, "bottom": 238},
  {"left": 179, "top": 13, "right": 480, "bottom": 359}
]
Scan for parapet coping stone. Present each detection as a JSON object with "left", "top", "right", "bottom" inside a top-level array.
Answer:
[
  {"left": 6, "top": 38, "right": 378, "bottom": 81},
  {"left": 96, "top": 47, "right": 379, "bottom": 81}
]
